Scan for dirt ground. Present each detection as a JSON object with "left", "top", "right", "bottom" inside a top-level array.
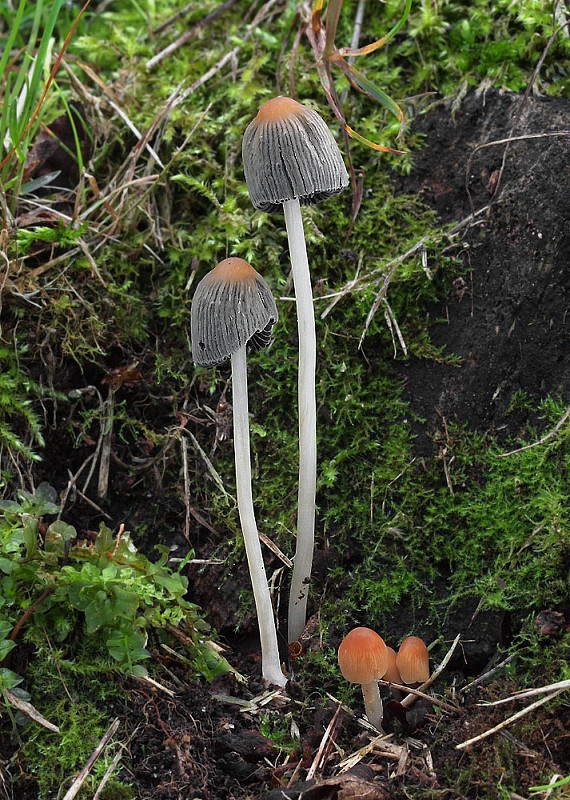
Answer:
[
  {"left": 6, "top": 88, "right": 570, "bottom": 799},
  {"left": 393, "top": 88, "right": 570, "bottom": 456}
]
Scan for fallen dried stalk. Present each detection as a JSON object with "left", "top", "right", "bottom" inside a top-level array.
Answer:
[
  {"left": 4, "top": 689, "right": 59, "bottom": 732},
  {"left": 92, "top": 748, "right": 123, "bottom": 800},
  {"left": 461, "top": 653, "right": 517, "bottom": 694},
  {"left": 456, "top": 688, "right": 566, "bottom": 750},
  {"left": 337, "top": 733, "right": 402, "bottom": 773},
  {"left": 477, "top": 679, "right": 570, "bottom": 706},
  {"left": 306, "top": 701, "right": 342, "bottom": 779},
  {"left": 147, "top": 0, "right": 240, "bottom": 67},
  {"left": 258, "top": 531, "right": 294, "bottom": 568},
  {"left": 378, "top": 681, "right": 459, "bottom": 715},
  {"left": 496, "top": 404, "right": 570, "bottom": 458},
  {"left": 62, "top": 718, "right": 120, "bottom": 800}
]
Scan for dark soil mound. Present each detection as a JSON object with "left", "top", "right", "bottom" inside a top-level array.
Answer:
[{"left": 394, "top": 89, "right": 570, "bottom": 455}]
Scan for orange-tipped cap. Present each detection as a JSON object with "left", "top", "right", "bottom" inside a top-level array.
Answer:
[
  {"left": 338, "top": 627, "right": 388, "bottom": 685},
  {"left": 396, "top": 636, "right": 430, "bottom": 684},
  {"left": 191, "top": 257, "right": 278, "bottom": 367},
  {"left": 383, "top": 646, "right": 402, "bottom": 685},
  {"left": 242, "top": 96, "right": 348, "bottom": 213}
]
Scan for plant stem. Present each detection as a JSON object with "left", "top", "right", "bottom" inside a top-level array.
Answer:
[
  {"left": 231, "top": 344, "right": 286, "bottom": 687},
  {"left": 283, "top": 197, "right": 317, "bottom": 645},
  {"left": 361, "top": 680, "right": 384, "bottom": 730}
]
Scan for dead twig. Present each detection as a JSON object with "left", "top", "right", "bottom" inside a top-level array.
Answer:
[
  {"left": 477, "top": 679, "right": 570, "bottom": 707},
  {"left": 495, "top": 404, "right": 570, "bottom": 458},
  {"left": 337, "top": 732, "right": 403, "bottom": 773},
  {"left": 92, "top": 747, "right": 123, "bottom": 800},
  {"left": 147, "top": 0, "right": 240, "bottom": 67},
  {"left": 306, "top": 700, "right": 343, "bottom": 779},
  {"left": 97, "top": 387, "right": 115, "bottom": 500},
  {"left": 456, "top": 688, "right": 566, "bottom": 750},
  {"left": 62, "top": 718, "right": 120, "bottom": 800},
  {"left": 461, "top": 653, "right": 517, "bottom": 693},
  {"left": 173, "top": 0, "right": 282, "bottom": 105},
  {"left": 3, "top": 690, "right": 59, "bottom": 732},
  {"left": 378, "top": 681, "right": 460, "bottom": 715}
]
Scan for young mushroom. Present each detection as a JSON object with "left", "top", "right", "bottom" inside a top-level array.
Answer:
[
  {"left": 242, "top": 96, "right": 349, "bottom": 645},
  {"left": 396, "top": 636, "right": 430, "bottom": 685},
  {"left": 338, "top": 627, "right": 389, "bottom": 730},
  {"left": 191, "top": 257, "right": 286, "bottom": 688}
]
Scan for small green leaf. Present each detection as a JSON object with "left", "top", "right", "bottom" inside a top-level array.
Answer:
[{"left": 0, "top": 668, "right": 23, "bottom": 691}]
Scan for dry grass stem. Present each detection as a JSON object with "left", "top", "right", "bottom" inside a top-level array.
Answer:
[
  {"left": 61, "top": 717, "right": 120, "bottom": 800},
  {"left": 147, "top": 0, "right": 240, "bottom": 67},
  {"left": 4, "top": 689, "right": 60, "bottom": 733},
  {"left": 185, "top": 429, "right": 232, "bottom": 501},
  {"left": 456, "top": 688, "right": 566, "bottom": 750},
  {"left": 496, "top": 404, "right": 570, "bottom": 457},
  {"left": 477, "top": 679, "right": 570, "bottom": 706},
  {"left": 306, "top": 701, "right": 342, "bottom": 779},
  {"left": 92, "top": 748, "right": 123, "bottom": 800},
  {"left": 258, "top": 531, "right": 294, "bottom": 568},
  {"left": 461, "top": 653, "right": 517, "bottom": 693},
  {"left": 379, "top": 681, "right": 459, "bottom": 715},
  {"left": 337, "top": 733, "right": 403, "bottom": 773},
  {"left": 382, "top": 297, "right": 407, "bottom": 356}
]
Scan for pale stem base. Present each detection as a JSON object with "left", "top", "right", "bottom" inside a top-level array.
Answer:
[
  {"left": 231, "top": 345, "right": 286, "bottom": 687},
  {"left": 283, "top": 197, "right": 317, "bottom": 646},
  {"left": 361, "top": 681, "right": 384, "bottom": 731}
]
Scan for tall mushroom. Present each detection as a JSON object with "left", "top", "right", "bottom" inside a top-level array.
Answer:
[
  {"left": 191, "top": 257, "right": 286, "bottom": 688},
  {"left": 242, "top": 96, "right": 349, "bottom": 645}
]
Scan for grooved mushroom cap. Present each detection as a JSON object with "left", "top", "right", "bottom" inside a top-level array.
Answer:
[
  {"left": 396, "top": 636, "right": 430, "bottom": 684},
  {"left": 383, "top": 646, "right": 402, "bottom": 685},
  {"left": 191, "top": 257, "right": 278, "bottom": 367},
  {"left": 242, "top": 96, "right": 349, "bottom": 213},
  {"left": 338, "top": 627, "right": 388, "bottom": 684}
]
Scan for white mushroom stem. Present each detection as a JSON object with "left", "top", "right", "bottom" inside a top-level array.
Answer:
[
  {"left": 231, "top": 344, "right": 287, "bottom": 687},
  {"left": 283, "top": 197, "right": 317, "bottom": 646},
  {"left": 361, "top": 681, "right": 384, "bottom": 731}
]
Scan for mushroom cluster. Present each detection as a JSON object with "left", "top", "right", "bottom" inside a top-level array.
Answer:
[
  {"left": 338, "top": 629, "right": 430, "bottom": 730},
  {"left": 190, "top": 97, "right": 349, "bottom": 686}
]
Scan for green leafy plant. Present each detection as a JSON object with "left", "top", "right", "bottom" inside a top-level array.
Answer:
[{"left": 0, "top": 483, "right": 233, "bottom": 696}]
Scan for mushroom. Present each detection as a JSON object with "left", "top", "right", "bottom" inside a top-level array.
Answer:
[
  {"left": 383, "top": 646, "right": 402, "bottom": 684},
  {"left": 242, "top": 96, "right": 349, "bottom": 645},
  {"left": 396, "top": 636, "right": 430, "bottom": 685},
  {"left": 338, "top": 627, "right": 389, "bottom": 730},
  {"left": 191, "top": 257, "right": 286, "bottom": 688},
  {"left": 383, "top": 645, "right": 403, "bottom": 700}
]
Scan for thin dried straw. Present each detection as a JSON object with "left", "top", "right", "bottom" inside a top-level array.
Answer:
[{"left": 456, "top": 688, "right": 566, "bottom": 750}]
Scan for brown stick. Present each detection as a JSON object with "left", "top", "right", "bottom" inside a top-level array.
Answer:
[
  {"left": 62, "top": 718, "right": 121, "bottom": 800},
  {"left": 147, "top": 0, "right": 240, "bottom": 68}
]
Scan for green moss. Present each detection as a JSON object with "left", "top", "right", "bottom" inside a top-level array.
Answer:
[{"left": 12, "top": 654, "right": 132, "bottom": 799}]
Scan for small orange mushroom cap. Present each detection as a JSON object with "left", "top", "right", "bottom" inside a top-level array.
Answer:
[
  {"left": 383, "top": 646, "right": 402, "bottom": 685},
  {"left": 338, "top": 627, "right": 388, "bottom": 685},
  {"left": 396, "top": 636, "right": 430, "bottom": 684}
]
